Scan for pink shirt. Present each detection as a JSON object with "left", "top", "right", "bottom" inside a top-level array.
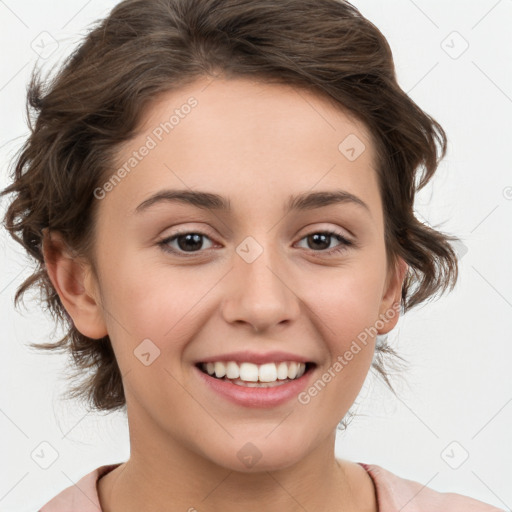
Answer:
[{"left": 38, "top": 462, "right": 505, "bottom": 511}]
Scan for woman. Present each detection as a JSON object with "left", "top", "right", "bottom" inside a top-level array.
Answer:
[{"left": 1, "top": 0, "right": 503, "bottom": 510}]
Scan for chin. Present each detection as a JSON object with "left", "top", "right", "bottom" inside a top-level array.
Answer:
[{"left": 204, "top": 436, "right": 312, "bottom": 473}]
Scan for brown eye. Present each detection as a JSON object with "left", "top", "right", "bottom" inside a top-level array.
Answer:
[
  {"left": 159, "top": 231, "right": 214, "bottom": 255},
  {"left": 296, "top": 230, "right": 353, "bottom": 255}
]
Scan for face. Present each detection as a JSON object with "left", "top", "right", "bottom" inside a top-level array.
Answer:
[{"left": 60, "top": 76, "right": 405, "bottom": 472}]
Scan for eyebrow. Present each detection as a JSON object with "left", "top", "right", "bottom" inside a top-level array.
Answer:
[{"left": 134, "top": 189, "right": 370, "bottom": 215}]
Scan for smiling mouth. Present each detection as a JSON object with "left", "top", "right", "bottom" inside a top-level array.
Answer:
[{"left": 195, "top": 361, "right": 316, "bottom": 387}]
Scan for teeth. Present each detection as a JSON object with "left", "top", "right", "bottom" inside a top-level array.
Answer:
[
  {"left": 201, "top": 361, "right": 308, "bottom": 383},
  {"left": 230, "top": 379, "right": 290, "bottom": 388},
  {"left": 288, "top": 362, "right": 298, "bottom": 379},
  {"left": 239, "top": 362, "right": 259, "bottom": 382},
  {"left": 214, "top": 361, "right": 226, "bottom": 378},
  {"left": 276, "top": 362, "right": 289, "bottom": 380},
  {"left": 258, "top": 363, "right": 277, "bottom": 382},
  {"left": 226, "top": 361, "right": 240, "bottom": 379}
]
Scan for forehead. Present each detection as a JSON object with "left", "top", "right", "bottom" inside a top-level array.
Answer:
[
  {"left": 137, "top": 76, "right": 375, "bottom": 162},
  {"left": 105, "top": 76, "right": 381, "bottom": 217}
]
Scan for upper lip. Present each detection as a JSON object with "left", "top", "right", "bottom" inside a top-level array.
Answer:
[{"left": 196, "top": 351, "right": 315, "bottom": 365}]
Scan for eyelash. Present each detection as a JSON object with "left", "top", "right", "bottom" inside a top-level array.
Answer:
[{"left": 157, "top": 229, "right": 354, "bottom": 258}]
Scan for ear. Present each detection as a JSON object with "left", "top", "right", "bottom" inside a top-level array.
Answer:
[
  {"left": 42, "top": 229, "right": 108, "bottom": 339},
  {"left": 377, "top": 256, "right": 408, "bottom": 335}
]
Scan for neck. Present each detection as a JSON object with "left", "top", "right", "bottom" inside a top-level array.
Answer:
[{"left": 97, "top": 405, "right": 375, "bottom": 512}]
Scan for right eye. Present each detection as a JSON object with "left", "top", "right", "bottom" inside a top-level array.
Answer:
[{"left": 158, "top": 231, "right": 216, "bottom": 256}]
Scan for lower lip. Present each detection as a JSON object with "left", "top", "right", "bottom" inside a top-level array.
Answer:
[{"left": 194, "top": 365, "right": 316, "bottom": 408}]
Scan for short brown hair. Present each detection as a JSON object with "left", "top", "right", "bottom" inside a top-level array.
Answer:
[{"left": 1, "top": 0, "right": 459, "bottom": 416}]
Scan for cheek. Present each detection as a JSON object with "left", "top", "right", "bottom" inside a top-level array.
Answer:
[
  {"left": 298, "top": 261, "right": 385, "bottom": 405},
  {"left": 305, "top": 259, "right": 386, "bottom": 344},
  {"left": 314, "top": 283, "right": 378, "bottom": 380},
  {"left": 98, "top": 254, "right": 219, "bottom": 357},
  {"left": 300, "top": 288, "right": 378, "bottom": 423}
]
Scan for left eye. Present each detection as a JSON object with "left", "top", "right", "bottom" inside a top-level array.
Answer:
[
  {"left": 158, "top": 229, "right": 353, "bottom": 256},
  {"left": 295, "top": 230, "right": 353, "bottom": 254}
]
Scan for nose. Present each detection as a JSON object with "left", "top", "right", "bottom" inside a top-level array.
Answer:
[{"left": 221, "top": 242, "right": 301, "bottom": 333}]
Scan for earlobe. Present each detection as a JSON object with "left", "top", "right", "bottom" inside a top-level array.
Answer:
[
  {"left": 42, "top": 229, "right": 108, "bottom": 339},
  {"left": 377, "top": 257, "right": 408, "bottom": 335}
]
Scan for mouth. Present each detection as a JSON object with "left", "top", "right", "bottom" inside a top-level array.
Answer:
[{"left": 195, "top": 360, "right": 317, "bottom": 388}]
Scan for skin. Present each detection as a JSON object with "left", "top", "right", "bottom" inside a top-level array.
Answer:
[{"left": 43, "top": 76, "right": 407, "bottom": 511}]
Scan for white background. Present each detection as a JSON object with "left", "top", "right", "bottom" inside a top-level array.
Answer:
[{"left": 0, "top": 0, "right": 511, "bottom": 510}]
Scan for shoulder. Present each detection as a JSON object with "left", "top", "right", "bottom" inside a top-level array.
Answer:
[
  {"left": 38, "top": 463, "right": 122, "bottom": 512},
  {"left": 358, "top": 463, "right": 505, "bottom": 512}
]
